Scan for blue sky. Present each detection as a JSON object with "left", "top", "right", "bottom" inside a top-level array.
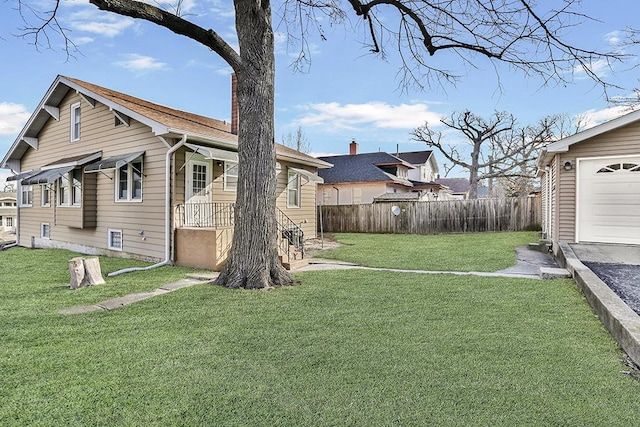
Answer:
[{"left": 1, "top": 0, "right": 639, "bottom": 185}]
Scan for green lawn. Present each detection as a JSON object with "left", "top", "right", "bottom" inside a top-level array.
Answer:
[
  {"left": 1, "top": 240, "right": 640, "bottom": 425},
  {"left": 317, "top": 231, "right": 540, "bottom": 271}
]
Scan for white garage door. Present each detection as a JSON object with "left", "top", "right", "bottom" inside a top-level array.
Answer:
[{"left": 578, "top": 156, "right": 640, "bottom": 244}]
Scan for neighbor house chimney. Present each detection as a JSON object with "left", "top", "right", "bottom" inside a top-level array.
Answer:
[
  {"left": 231, "top": 74, "right": 238, "bottom": 135},
  {"left": 349, "top": 139, "right": 358, "bottom": 155}
]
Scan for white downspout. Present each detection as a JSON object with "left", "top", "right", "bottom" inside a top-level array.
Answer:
[{"left": 108, "top": 135, "right": 187, "bottom": 277}]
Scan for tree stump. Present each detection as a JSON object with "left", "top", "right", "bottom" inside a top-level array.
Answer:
[{"left": 69, "top": 257, "right": 106, "bottom": 289}]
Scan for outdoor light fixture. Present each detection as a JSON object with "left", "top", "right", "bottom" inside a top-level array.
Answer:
[{"left": 563, "top": 161, "right": 573, "bottom": 171}]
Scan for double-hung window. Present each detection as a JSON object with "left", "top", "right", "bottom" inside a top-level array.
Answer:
[
  {"left": 117, "top": 159, "right": 143, "bottom": 202},
  {"left": 224, "top": 161, "right": 238, "bottom": 191},
  {"left": 287, "top": 171, "right": 301, "bottom": 208},
  {"left": 20, "top": 185, "right": 33, "bottom": 207},
  {"left": 57, "top": 170, "right": 82, "bottom": 206},
  {"left": 70, "top": 102, "right": 81, "bottom": 142},
  {"left": 41, "top": 185, "right": 50, "bottom": 207}
]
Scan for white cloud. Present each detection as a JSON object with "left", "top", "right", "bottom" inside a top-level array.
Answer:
[
  {"left": 68, "top": 9, "right": 134, "bottom": 37},
  {"left": 0, "top": 103, "right": 30, "bottom": 135},
  {"left": 573, "top": 58, "right": 611, "bottom": 78},
  {"left": 294, "top": 101, "right": 444, "bottom": 131},
  {"left": 579, "top": 104, "right": 638, "bottom": 128},
  {"left": 605, "top": 30, "right": 622, "bottom": 46},
  {"left": 114, "top": 54, "right": 168, "bottom": 72}
]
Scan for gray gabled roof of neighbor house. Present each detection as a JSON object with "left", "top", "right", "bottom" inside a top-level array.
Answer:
[
  {"left": 435, "top": 177, "right": 469, "bottom": 194},
  {"left": 2, "top": 75, "right": 332, "bottom": 172},
  {"left": 395, "top": 150, "right": 434, "bottom": 165},
  {"left": 316, "top": 152, "right": 414, "bottom": 186}
]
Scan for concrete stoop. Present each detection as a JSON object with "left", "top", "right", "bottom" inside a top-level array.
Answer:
[
  {"left": 539, "top": 267, "right": 572, "bottom": 279},
  {"left": 557, "top": 242, "right": 640, "bottom": 367}
]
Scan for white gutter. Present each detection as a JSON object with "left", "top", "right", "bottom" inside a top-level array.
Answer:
[{"left": 108, "top": 135, "right": 187, "bottom": 277}]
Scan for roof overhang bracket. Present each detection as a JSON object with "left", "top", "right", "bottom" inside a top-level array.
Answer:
[
  {"left": 78, "top": 92, "right": 96, "bottom": 108},
  {"left": 42, "top": 105, "right": 60, "bottom": 121},
  {"left": 22, "top": 137, "right": 38, "bottom": 150},
  {"left": 111, "top": 109, "right": 131, "bottom": 126}
]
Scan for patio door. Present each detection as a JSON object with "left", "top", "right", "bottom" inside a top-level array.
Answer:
[{"left": 184, "top": 158, "right": 212, "bottom": 226}]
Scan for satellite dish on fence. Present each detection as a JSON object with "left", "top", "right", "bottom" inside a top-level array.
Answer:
[{"left": 391, "top": 205, "right": 401, "bottom": 216}]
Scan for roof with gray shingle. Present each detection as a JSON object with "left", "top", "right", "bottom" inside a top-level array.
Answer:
[
  {"left": 435, "top": 178, "right": 469, "bottom": 194},
  {"left": 396, "top": 151, "right": 433, "bottom": 165},
  {"left": 317, "top": 152, "right": 414, "bottom": 185}
]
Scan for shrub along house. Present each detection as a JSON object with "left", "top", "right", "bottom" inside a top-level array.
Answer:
[{"left": 1, "top": 75, "right": 330, "bottom": 270}]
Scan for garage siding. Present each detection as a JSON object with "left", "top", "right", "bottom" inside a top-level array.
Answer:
[{"left": 556, "top": 120, "right": 640, "bottom": 243}]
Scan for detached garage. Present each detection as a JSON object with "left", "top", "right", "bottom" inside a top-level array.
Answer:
[{"left": 539, "top": 109, "right": 640, "bottom": 251}]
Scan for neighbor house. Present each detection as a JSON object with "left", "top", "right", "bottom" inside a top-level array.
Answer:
[
  {"left": 317, "top": 141, "right": 444, "bottom": 204},
  {"left": 538, "top": 108, "right": 640, "bottom": 251},
  {"left": 434, "top": 177, "right": 489, "bottom": 200},
  {"left": 396, "top": 150, "right": 440, "bottom": 182},
  {"left": 0, "top": 191, "right": 17, "bottom": 238},
  {"left": 1, "top": 75, "right": 330, "bottom": 270}
]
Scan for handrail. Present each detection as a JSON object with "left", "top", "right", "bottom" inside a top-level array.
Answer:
[
  {"left": 176, "top": 202, "right": 235, "bottom": 228},
  {"left": 276, "top": 207, "right": 305, "bottom": 263},
  {"left": 175, "top": 202, "right": 305, "bottom": 264}
]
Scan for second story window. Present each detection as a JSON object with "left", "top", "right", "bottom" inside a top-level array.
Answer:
[{"left": 71, "top": 102, "right": 81, "bottom": 141}]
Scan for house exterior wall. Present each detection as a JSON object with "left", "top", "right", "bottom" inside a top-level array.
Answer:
[
  {"left": 549, "top": 120, "right": 640, "bottom": 244},
  {"left": 318, "top": 182, "right": 393, "bottom": 205},
  {"left": 276, "top": 162, "right": 318, "bottom": 239},
  {"left": 407, "top": 162, "right": 438, "bottom": 182},
  {"left": 17, "top": 90, "right": 169, "bottom": 261}
]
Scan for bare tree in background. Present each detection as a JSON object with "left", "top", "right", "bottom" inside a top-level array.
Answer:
[
  {"left": 412, "top": 111, "right": 557, "bottom": 199},
  {"left": 282, "top": 126, "right": 311, "bottom": 154},
  {"left": 8, "top": 0, "right": 637, "bottom": 288}
]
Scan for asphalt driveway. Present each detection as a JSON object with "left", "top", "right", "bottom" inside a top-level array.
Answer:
[{"left": 571, "top": 243, "right": 640, "bottom": 316}]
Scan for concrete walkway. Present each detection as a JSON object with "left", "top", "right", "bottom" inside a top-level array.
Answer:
[
  {"left": 58, "top": 274, "right": 217, "bottom": 315},
  {"left": 298, "top": 245, "right": 570, "bottom": 280},
  {"left": 59, "top": 246, "right": 566, "bottom": 315}
]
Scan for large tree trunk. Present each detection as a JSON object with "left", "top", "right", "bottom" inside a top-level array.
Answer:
[{"left": 214, "top": 0, "right": 294, "bottom": 289}]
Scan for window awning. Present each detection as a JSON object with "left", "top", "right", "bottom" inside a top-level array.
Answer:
[
  {"left": 6, "top": 170, "right": 38, "bottom": 182},
  {"left": 85, "top": 151, "right": 145, "bottom": 173},
  {"left": 289, "top": 167, "right": 324, "bottom": 184},
  {"left": 21, "top": 165, "right": 75, "bottom": 185},
  {"left": 41, "top": 151, "right": 102, "bottom": 170},
  {"left": 185, "top": 143, "right": 238, "bottom": 163}
]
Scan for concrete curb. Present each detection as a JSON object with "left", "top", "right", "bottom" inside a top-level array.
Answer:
[{"left": 557, "top": 242, "right": 640, "bottom": 367}]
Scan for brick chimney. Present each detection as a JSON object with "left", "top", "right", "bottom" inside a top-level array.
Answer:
[
  {"left": 349, "top": 139, "right": 358, "bottom": 155},
  {"left": 231, "top": 73, "right": 238, "bottom": 135}
]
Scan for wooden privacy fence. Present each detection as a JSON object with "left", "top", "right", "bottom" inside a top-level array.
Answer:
[{"left": 318, "top": 197, "right": 541, "bottom": 234}]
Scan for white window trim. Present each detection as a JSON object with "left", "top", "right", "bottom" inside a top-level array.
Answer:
[
  {"left": 41, "top": 185, "right": 51, "bottom": 207},
  {"left": 70, "top": 102, "right": 81, "bottom": 142},
  {"left": 115, "top": 160, "right": 143, "bottom": 203},
  {"left": 287, "top": 171, "right": 301, "bottom": 208},
  {"left": 108, "top": 229, "right": 123, "bottom": 251},
  {"left": 223, "top": 161, "right": 238, "bottom": 192},
  {"left": 19, "top": 185, "right": 33, "bottom": 207},
  {"left": 56, "top": 170, "right": 82, "bottom": 208},
  {"left": 41, "top": 223, "right": 50, "bottom": 239}
]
